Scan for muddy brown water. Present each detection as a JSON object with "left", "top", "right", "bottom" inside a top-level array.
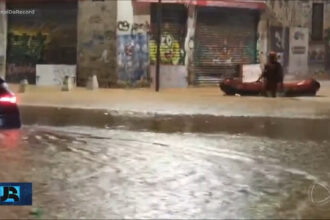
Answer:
[
  {"left": 0, "top": 105, "right": 329, "bottom": 218},
  {"left": 0, "top": 126, "right": 329, "bottom": 219},
  {"left": 20, "top": 105, "right": 330, "bottom": 141}
]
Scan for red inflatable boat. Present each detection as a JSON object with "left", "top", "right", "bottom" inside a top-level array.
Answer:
[{"left": 219, "top": 78, "right": 321, "bottom": 97}]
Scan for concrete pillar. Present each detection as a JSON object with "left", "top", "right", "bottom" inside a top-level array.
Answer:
[
  {"left": 185, "top": 5, "right": 196, "bottom": 85},
  {"left": 257, "top": 11, "right": 269, "bottom": 72},
  {"left": 77, "top": 0, "right": 117, "bottom": 87}
]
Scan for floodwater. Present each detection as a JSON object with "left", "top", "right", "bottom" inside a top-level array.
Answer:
[{"left": 0, "top": 124, "right": 330, "bottom": 219}]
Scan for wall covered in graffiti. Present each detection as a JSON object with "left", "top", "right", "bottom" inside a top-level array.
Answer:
[
  {"left": 117, "top": 33, "right": 149, "bottom": 83},
  {"left": 6, "top": 1, "right": 78, "bottom": 84},
  {"left": 149, "top": 31, "right": 185, "bottom": 65},
  {"left": 116, "top": 16, "right": 150, "bottom": 84},
  {"left": 150, "top": 4, "right": 187, "bottom": 66},
  {"left": 77, "top": 0, "right": 117, "bottom": 87}
]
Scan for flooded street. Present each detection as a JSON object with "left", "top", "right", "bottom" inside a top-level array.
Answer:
[{"left": 0, "top": 125, "right": 330, "bottom": 219}]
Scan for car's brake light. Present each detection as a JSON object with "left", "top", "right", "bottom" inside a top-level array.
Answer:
[{"left": 0, "top": 95, "right": 17, "bottom": 104}]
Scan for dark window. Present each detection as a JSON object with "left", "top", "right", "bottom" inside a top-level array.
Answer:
[{"left": 311, "top": 3, "right": 324, "bottom": 41}]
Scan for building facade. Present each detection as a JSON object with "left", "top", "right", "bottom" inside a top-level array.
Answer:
[
  {"left": 265, "top": 0, "right": 330, "bottom": 77},
  {"left": 121, "top": 0, "right": 267, "bottom": 87},
  {"left": 0, "top": 0, "right": 117, "bottom": 87},
  {"left": 0, "top": 0, "right": 329, "bottom": 88}
]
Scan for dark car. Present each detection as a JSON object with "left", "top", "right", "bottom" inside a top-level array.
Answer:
[{"left": 0, "top": 77, "right": 21, "bottom": 129}]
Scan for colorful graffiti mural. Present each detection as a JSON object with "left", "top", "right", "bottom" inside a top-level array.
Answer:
[
  {"left": 149, "top": 32, "right": 185, "bottom": 65},
  {"left": 6, "top": 32, "right": 47, "bottom": 83},
  {"left": 117, "top": 34, "right": 149, "bottom": 83},
  {"left": 7, "top": 32, "right": 47, "bottom": 64},
  {"left": 6, "top": 1, "right": 77, "bottom": 84}
]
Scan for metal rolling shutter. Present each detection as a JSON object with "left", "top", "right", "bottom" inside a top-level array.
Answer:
[
  {"left": 194, "top": 7, "right": 258, "bottom": 85},
  {"left": 150, "top": 4, "right": 187, "bottom": 65}
]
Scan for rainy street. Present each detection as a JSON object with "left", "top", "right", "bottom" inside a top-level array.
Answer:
[
  {"left": 1, "top": 118, "right": 330, "bottom": 219},
  {"left": 2, "top": 0, "right": 330, "bottom": 218}
]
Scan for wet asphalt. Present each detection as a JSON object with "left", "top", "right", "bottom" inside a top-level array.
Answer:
[{"left": 0, "top": 106, "right": 330, "bottom": 219}]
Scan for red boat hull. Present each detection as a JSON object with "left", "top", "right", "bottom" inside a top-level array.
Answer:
[{"left": 219, "top": 78, "right": 321, "bottom": 97}]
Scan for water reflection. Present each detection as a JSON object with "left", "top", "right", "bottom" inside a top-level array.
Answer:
[
  {"left": 0, "top": 129, "right": 23, "bottom": 148},
  {"left": 0, "top": 126, "right": 329, "bottom": 218}
]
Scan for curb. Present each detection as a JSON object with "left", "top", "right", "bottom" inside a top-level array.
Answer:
[{"left": 19, "top": 105, "right": 330, "bottom": 141}]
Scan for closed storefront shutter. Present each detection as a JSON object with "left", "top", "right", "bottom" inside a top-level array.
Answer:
[
  {"left": 194, "top": 7, "right": 258, "bottom": 85},
  {"left": 150, "top": 4, "right": 187, "bottom": 65}
]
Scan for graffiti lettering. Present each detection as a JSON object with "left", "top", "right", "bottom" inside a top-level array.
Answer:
[
  {"left": 117, "top": 20, "right": 130, "bottom": 32},
  {"left": 117, "top": 20, "right": 150, "bottom": 35},
  {"left": 131, "top": 21, "right": 150, "bottom": 36},
  {"left": 7, "top": 64, "right": 35, "bottom": 75}
]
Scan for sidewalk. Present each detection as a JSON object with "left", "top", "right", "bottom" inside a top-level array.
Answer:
[{"left": 10, "top": 81, "right": 330, "bottom": 119}]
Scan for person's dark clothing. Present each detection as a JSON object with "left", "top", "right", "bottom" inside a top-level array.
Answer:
[{"left": 261, "top": 61, "right": 283, "bottom": 97}]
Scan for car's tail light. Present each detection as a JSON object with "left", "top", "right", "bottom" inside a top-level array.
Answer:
[{"left": 0, "top": 95, "right": 17, "bottom": 104}]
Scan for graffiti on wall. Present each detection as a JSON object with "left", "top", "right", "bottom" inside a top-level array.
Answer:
[
  {"left": 117, "top": 20, "right": 151, "bottom": 83},
  {"left": 149, "top": 32, "right": 185, "bottom": 65},
  {"left": 36, "top": 64, "right": 76, "bottom": 86},
  {"left": 117, "top": 20, "right": 150, "bottom": 36},
  {"left": 7, "top": 32, "right": 47, "bottom": 64},
  {"left": 195, "top": 36, "right": 256, "bottom": 66},
  {"left": 6, "top": 32, "right": 48, "bottom": 83},
  {"left": 6, "top": 1, "right": 77, "bottom": 84},
  {"left": 117, "top": 34, "right": 149, "bottom": 83}
]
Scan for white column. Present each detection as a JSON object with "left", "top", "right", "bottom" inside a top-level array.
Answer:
[{"left": 117, "top": 0, "right": 134, "bottom": 36}]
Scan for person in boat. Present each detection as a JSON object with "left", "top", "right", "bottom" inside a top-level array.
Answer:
[{"left": 257, "top": 51, "right": 284, "bottom": 97}]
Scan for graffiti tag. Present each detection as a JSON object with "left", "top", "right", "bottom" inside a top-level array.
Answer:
[
  {"left": 117, "top": 21, "right": 130, "bottom": 32},
  {"left": 117, "top": 20, "right": 150, "bottom": 35}
]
